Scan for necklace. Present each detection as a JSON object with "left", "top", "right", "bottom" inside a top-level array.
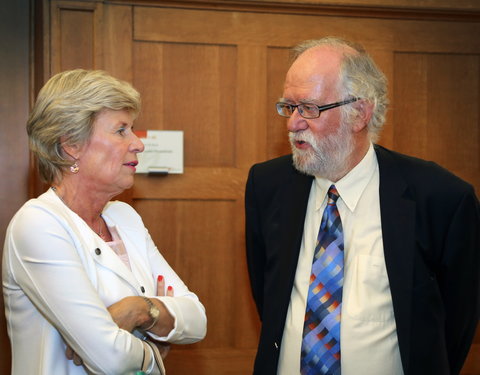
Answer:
[{"left": 51, "top": 186, "right": 106, "bottom": 240}]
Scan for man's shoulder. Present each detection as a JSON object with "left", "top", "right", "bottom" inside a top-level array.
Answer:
[
  {"left": 250, "top": 154, "right": 294, "bottom": 172},
  {"left": 374, "top": 144, "right": 475, "bottom": 195},
  {"left": 248, "top": 154, "right": 311, "bottom": 185}
]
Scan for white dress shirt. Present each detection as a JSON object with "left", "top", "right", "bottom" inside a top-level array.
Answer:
[{"left": 277, "top": 143, "right": 404, "bottom": 375}]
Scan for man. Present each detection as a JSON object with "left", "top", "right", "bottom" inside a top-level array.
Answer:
[{"left": 245, "top": 37, "right": 480, "bottom": 375}]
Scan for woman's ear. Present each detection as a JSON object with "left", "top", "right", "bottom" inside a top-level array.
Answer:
[
  {"left": 352, "top": 99, "right": 374, "bottom": 133},
  {"left": 60, "top": 136, "right": 81, "bottom": 161}
]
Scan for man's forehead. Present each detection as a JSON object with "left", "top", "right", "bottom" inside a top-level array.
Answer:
[
  {"left": 284, "top": 65, "right": 340, "bottom": 94},
  {"left": 288, "top": 48, "right": 343, "bottom": 80},
  {"left": 291, "top": 44, "right": 357, "bottom": 74}
]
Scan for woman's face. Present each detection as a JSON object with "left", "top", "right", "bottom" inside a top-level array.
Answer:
[{"left": 76, "top": 109, "right": 144, "bottom": 196}]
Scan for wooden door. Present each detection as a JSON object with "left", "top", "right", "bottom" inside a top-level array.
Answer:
[{"left": 37, "top": 1, "right": 480, "bottom": 373}]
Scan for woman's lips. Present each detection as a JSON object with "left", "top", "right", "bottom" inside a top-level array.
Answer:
[{"left": 123, "top": 161, "right": 138, "bottom": 170}]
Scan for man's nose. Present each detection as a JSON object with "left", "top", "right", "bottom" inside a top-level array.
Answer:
[{"left": 286, "top": 108, "right": 308, "bottom": 133}]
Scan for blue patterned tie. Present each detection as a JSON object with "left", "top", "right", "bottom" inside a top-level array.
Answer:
[{"left": 301, "top": 185, "right": 343, "bottom": 375}]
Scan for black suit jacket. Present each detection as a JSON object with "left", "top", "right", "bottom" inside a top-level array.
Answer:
[{"left": 245, "top": 145, "right": 480, "bottom": 375}]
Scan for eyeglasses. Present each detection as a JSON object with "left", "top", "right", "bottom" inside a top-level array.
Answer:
[{"left": 276, "top": 97, "right": 359, "bottom": 119}]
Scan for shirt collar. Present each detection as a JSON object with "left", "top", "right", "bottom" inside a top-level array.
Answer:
[{"left": 314, "top": 143, "right": 378, "bottom": 212}]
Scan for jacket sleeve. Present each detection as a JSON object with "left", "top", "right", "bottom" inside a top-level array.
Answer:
[{"left": 441, "top": 188, "right": 480, "bottom": 374}]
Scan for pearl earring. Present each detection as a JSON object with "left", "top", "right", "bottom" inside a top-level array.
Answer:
[{"left": 70, "top": 162, "right": 79, "bottom": 174}]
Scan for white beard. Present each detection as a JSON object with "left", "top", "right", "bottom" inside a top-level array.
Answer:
[{"left": 289, "top": 120, "right": 354, "bottom": 180}]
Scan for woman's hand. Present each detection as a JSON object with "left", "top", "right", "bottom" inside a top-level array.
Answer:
[
  {"left": 107, "top": 295, "right": 142, "bottom": 332},
  {"left": 152, "top": 275, "right": 173, "bottom": 358},
  {"left": 65, "top": 345, "right": 84, "bottom": 367},
  {"left": 65, "top": 275, "right": 174, "bottom": 365},
  {"left": 137, "top": 276, "right": 175, "bottom": 337},
  {"left": 106, "top": 275, "right": 174, "bottom": 333},
  {"left": 156, "top": 275, "right": 174, "bottom": 298}
]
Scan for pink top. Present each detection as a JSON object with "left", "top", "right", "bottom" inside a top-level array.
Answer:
[{"left": 106, "top": 225, "right": 131, "bottom": 270}]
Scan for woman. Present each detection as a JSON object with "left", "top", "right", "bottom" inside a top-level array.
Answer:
[{"left": 2, "top": 69, "right": 207, "bottom": 374}]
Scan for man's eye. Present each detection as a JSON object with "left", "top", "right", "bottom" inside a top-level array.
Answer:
[{"left": 301, "top": 104, "right": 316, "bottom": 112}]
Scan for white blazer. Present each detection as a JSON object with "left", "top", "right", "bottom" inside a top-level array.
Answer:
[{"left": 2, "top": 189, "right": 207, "bottom": 374}]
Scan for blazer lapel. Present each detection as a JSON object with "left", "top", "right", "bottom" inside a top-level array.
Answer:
[
  {"left": 275, "top": 168, "right": 314, "bottom": 322},
  {"left": 97, "top": 216, "right": 152, "bottom": 295},
  {"left": 89, "top": 241, "right": 143, "bottom": 294},
  {"left": 376, "top": 145, "right": 416, "bottom": 371},
  {"left": 43, "top": 190, "right": 147, "bottom": 297},
  {"left": 115, "top": 225, "right": 156, "bottom": 295},
  {"left": 280, "top": 169, "right": 314, "bottom": 268}
]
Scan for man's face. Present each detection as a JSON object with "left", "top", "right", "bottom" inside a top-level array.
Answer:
[{"left": 282, "top": 46, "right": 355, "bottom": 180}]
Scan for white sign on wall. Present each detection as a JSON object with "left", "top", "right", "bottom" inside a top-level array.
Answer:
[{"left": 134, "top": 130, "right": 183, "bottom": 174}]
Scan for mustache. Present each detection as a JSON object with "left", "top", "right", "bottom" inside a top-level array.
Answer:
[{"left": 289, "top": 130, "right": 316, "bottom": 144}]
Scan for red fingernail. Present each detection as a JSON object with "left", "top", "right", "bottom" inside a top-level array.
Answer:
[
  {"left": 167, "top": 286, "right": 173, "bottom": 291},
  {"left": 158, "top": 275, "right": 163, "bottom": 282}
]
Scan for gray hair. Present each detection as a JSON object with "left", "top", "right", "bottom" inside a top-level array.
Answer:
[
  {"left": 292, "top": 37, "right": 388, "bottom": 142},
  {"left": 27, "top": 69, "right": 141, "bottom": 184}
]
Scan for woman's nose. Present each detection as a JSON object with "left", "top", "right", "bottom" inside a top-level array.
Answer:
[{"left": 131, "top": 133, "right": 145, "bottom": 153}]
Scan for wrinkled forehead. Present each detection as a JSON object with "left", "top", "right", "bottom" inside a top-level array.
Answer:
[
  {"left": 288, "top": 45, "right": 351, "bottom": 79},
  {"left": 284, "top": 46, "right": 346, "bottom": 99}
]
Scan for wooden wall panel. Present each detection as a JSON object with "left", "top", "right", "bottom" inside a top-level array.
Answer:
[
  {"left": 241, "top": 0, "right": 480, "bottom": 9},
  {"left": 50, "top": 1, "right": 103, "bottom": 73},
  {"left": 164, "top": 347, "right": 257, "bottom": 375},
  {"left": 236, "top": 45, "right": 268, "bottom": 167},
  {"left": 134, "top": 6, "right": 393, "bottom": 47},
  {"left": 370, "top": 49, "right": 396, "bottom": 149},
  {"left": 164, "top": 44, "right": 235, "bottom": 167},
  {"left": 103, "top": 4, "right": 133, "bottom": 82},
  {"left": 130, "top": 8, "right": 271, "bottom": 371},
  {"left": 132, "top": 5, "right": 480, "bottom": 372},
  {"left": 132, "top": 42, "right": 164, "bottom": 135},
  {"left": 266, "top": 47, "right": 291, "bottom": 159},
  {"left": 60, "top": 10, "right": 94, "bottom": 68},
  {"left": 0, "top": 1, "right": 31, "bottom": 372},
  {"left": 24, "top": 1, "right": 480, "bottom": 374},
  {"left": 394, "top": 52, "right": 480, "bottom": 191},
  {"left": 133, "top": 42, "right": 237, "bottom": 167},
  {"left": 135, "top": 199, "right": 239, "bottom": 348}
]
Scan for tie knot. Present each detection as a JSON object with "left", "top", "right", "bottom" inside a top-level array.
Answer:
[{"left": 327, "top": 185, "right": 340, "bottom": 203}]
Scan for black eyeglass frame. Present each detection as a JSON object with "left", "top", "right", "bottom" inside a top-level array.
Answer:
[{"left": 276, "top": 97, "right": 360, "bottom": 119}]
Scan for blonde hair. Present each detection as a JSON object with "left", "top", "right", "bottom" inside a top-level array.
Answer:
[
  {"left": 27, "top": 69, "right": 141, "bottom": 183},
  {"left": 292, "top": 37, "right": 388, "bottom": 142}
]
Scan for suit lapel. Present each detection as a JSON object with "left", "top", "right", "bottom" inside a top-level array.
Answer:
[
  {"left": 274, "top": 167, "right": 313, "bottom": 329},
  {"left": 282, "top": 167, "right": 313, "bottom": 270},
  {"left": 376, "top": 145, "right": 416, "bottom": 371}
]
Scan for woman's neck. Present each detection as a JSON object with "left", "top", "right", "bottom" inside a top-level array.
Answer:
[{"left": 51, "top": 178, "right": 112, "bottom": 227}]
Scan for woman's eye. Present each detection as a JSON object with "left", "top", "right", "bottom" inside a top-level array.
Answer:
[{"left": 117, "top": 127, "right": 126, "bottom": 135}]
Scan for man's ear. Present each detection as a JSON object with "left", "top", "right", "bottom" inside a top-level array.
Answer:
[{"left": 352, "top": 99, "right": 374, "bottom": 133}]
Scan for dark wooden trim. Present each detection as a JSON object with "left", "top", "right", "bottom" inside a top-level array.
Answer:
[
  {"left": 29, "top": 0, "right": 49, "bottom": 198},
  {"left": 106, "top": 0, "right": 480, "bottom": 22}
]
